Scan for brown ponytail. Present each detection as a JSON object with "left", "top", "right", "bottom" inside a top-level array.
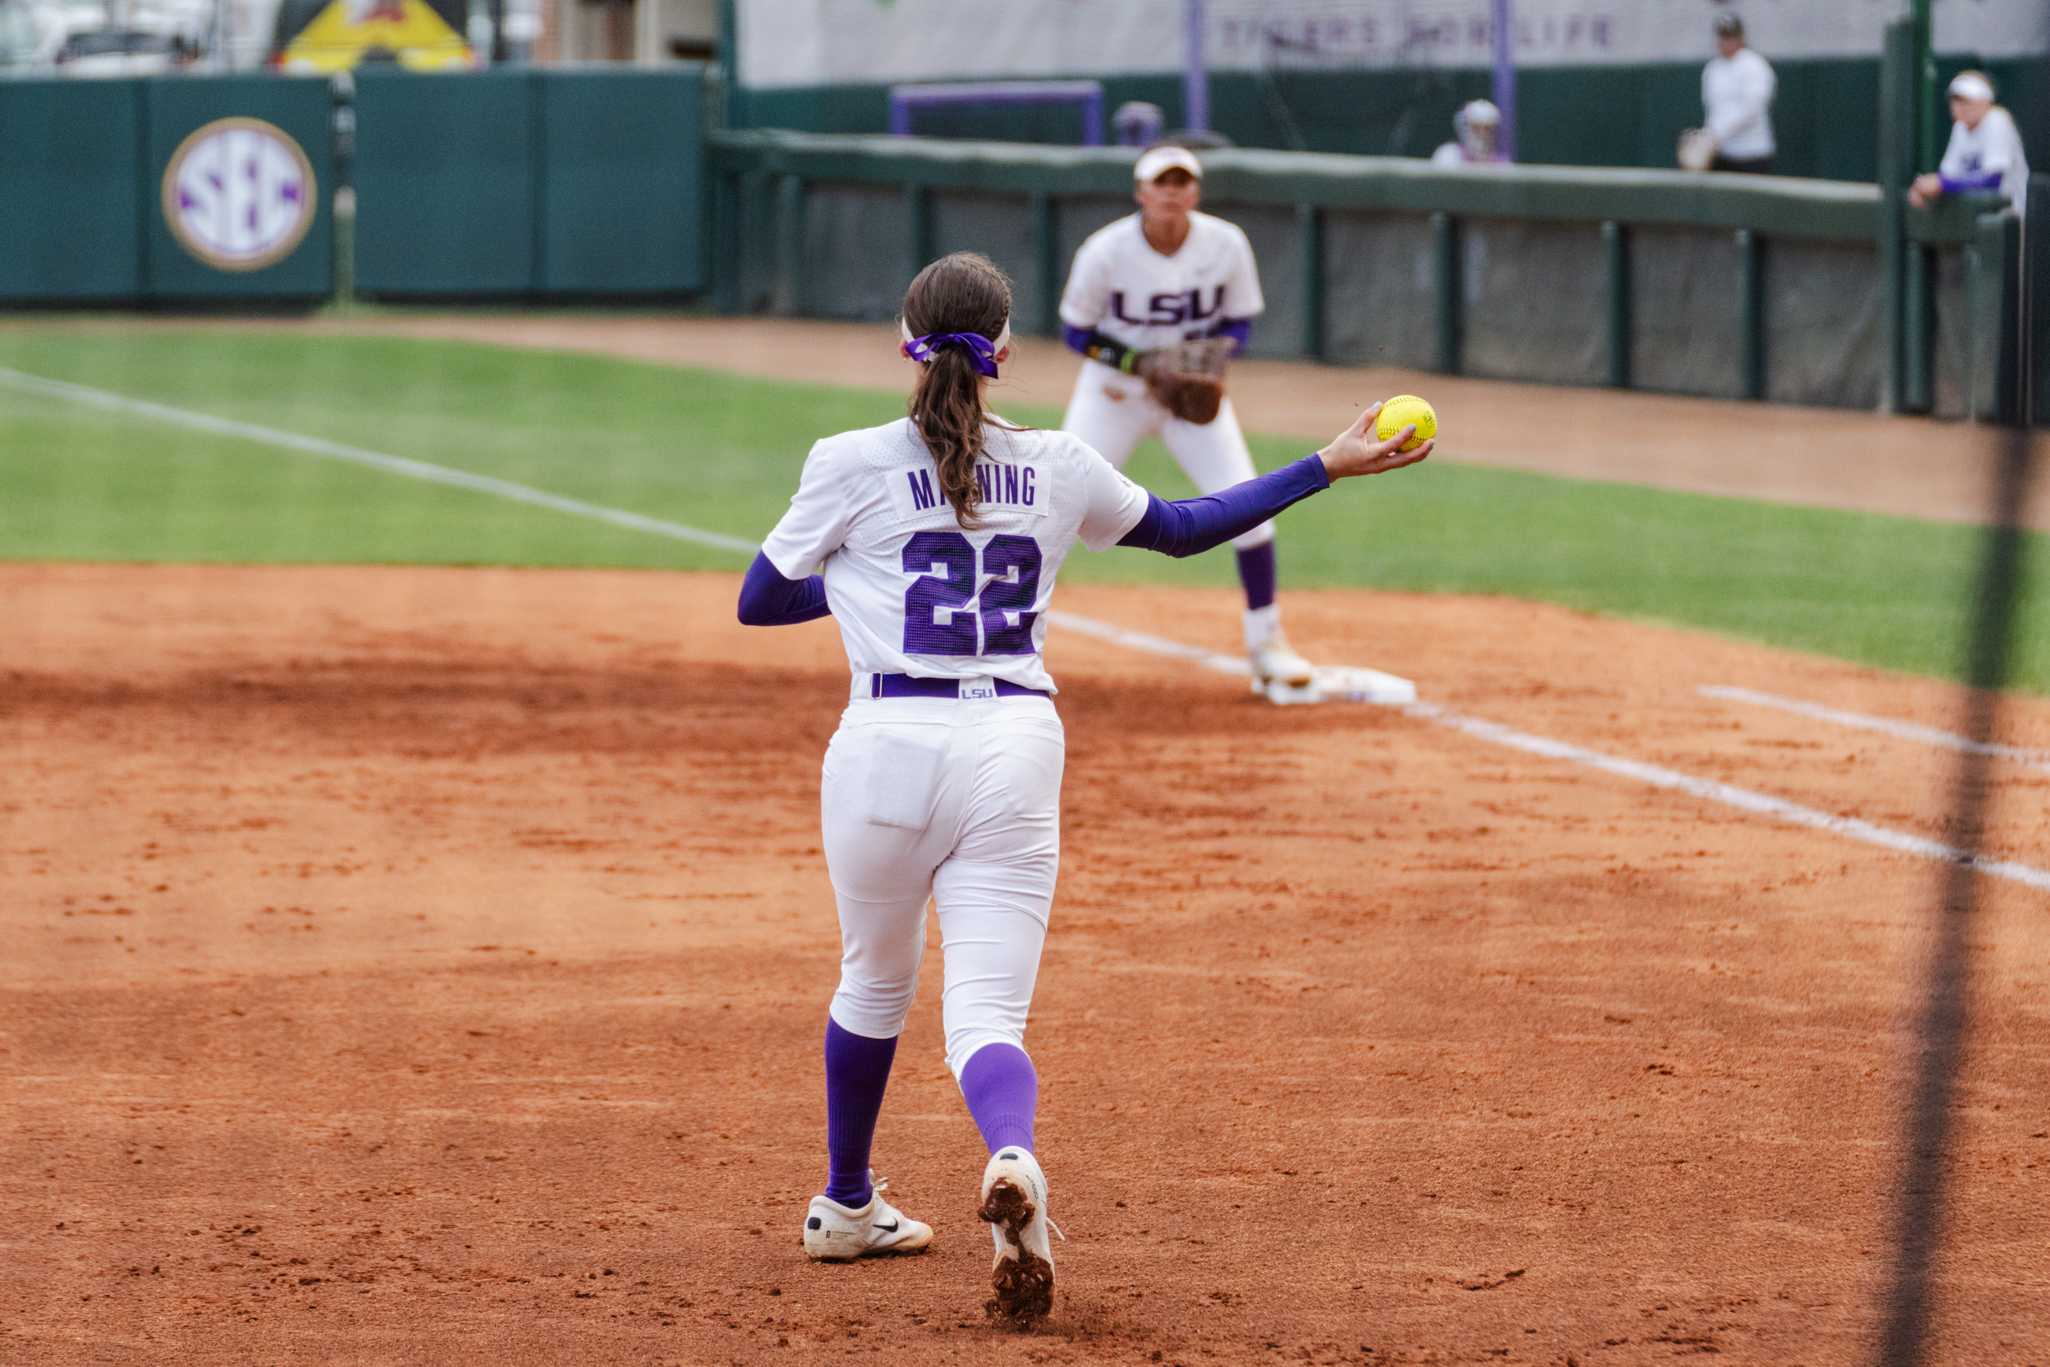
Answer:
[{"left": 902, "top": 252, "right": 1014, "bottom": 529}]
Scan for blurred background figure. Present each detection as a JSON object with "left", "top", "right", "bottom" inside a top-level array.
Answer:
[
  {"left": 1112, "top": 100, "right": 1166, "bottom": 149},
  {"left": 1911, "top": 70, "right": 2031, "bottom": 220},
  {"left": 1431, "top": 99, "right": 1507, "bottom": 167},
  {"left": 1699, "top": 12, "right": 1776, "bottom": 173}
]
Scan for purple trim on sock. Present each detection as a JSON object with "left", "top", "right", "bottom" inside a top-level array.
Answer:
[
  {"left": 824, "top": 1017, "right": 898, "bottom": 1206},
  {"left": 1236, "top": 540, "right": 1278, "bottom": 611},
  {"left": 958, "top": 1042, "right": 1037, "bottom": 1156}
]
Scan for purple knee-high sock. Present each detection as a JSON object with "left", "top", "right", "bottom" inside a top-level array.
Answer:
[
  {"left": 1236, "top": 541, "right": 1278, "bottom": 611},
  {"left": 959, "top": 1043, "right": 1038, "bottom": 1155},
  {"left": 823, "top": 1017, "right": 898, "bottom": 1206}
]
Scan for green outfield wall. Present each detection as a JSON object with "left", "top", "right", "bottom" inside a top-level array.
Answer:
[
  {"left": 352, "top": 67, "right": 707, "bottom": 299},
  {"left": 0, "top": 75, "right": 334, "bottom": 305},
  {"left": 0, "top": 68, "right": 706, "bottom": 309}
]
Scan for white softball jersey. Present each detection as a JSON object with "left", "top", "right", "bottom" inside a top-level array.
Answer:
[
  {"left": 759, "top": 416, "right": 1149, "bottom": 695},
  {"left": 1057, "top": 210, "right": 1273, "bottom": 551},
  {"left": 1058, "top": 210, "right": 1265, "bottom": 353},
  {"left": 1701, "top": 47, "right": 1777, "bottom": 161},
  {"left": 1940, "top": 108, "right": 2031, "bottom": 218}
]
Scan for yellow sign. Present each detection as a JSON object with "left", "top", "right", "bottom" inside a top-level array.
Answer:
[{"left": 281, "top": 0, "right": 473, "bottom": 72}]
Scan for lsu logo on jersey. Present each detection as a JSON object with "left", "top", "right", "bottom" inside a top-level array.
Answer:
[{"left": 1109, "top": 285, "right": 1226, "bottom": 326}]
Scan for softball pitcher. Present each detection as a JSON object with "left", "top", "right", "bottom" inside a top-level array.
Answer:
[
  {"left": 1058, "top": 144, "right": 1313, "bottom": 694},
  {"left": 737, "top": 251, "right": 1430, "bottom": 1324}
]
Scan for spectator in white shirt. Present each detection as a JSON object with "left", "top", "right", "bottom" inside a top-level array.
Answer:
[
  {"left": 1700, "top": 13, "right": 1776, "bottom": 174},
  {"left": 1430, "top": 100, "right": 1509, "bottom": 168},
  {"left": 1911, "top": 71, "right": 2031, "bottom": 221}
]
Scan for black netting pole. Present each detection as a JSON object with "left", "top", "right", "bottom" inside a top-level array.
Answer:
[{"left": 1875, "top": 419, "right": 2036, "bottom": 1365}]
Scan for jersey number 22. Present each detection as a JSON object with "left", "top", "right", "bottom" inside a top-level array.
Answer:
[{"left": 902, "top": 532, "right": 1041, "bottom": 656}]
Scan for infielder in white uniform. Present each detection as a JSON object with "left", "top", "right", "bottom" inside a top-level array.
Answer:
[
  {"left": 737, "top": 251, "right": 1431, "bottom": 1322},
  {"left": 1057, "top": 144, "right": 1317, "bottom": 693},
  {"left": 1911, "top": 70, "right": 2031, "bottom": 221}
]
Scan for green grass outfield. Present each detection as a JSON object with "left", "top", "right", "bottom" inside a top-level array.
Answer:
[{"left": 2, "top": 328, "right": 2043, "bottom": 694}]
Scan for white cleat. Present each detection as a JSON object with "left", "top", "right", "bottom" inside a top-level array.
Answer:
[
  {"left": 979, "top": 1147, "right": 1060, "bottom": 1325},
  {"left": 1250, "top": 630, "right": 1317, "bottom": 694},
  {"left": 801, "top": 1174, "right": 933, "bottom": 1262}
]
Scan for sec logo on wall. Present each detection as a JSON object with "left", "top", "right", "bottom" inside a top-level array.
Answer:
[{"left": 161, "top": 118, "right": 318, "bottom": 273}]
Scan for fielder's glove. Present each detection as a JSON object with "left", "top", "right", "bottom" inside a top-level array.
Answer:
[{"left": 1138, "top": 338, "right": 1233, "bottom": 425}]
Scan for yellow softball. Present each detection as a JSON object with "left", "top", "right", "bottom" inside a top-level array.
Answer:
[{"left": 1374, "top": 394, "right": 1438, "bottom": 452}]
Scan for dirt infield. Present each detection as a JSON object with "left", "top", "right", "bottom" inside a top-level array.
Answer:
[{"left": 5, "top": 562, "right": 2048, "bottom": 1365}]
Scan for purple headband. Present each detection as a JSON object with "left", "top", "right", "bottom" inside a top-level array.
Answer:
[{"left": 899, "top": 319, "right": 1011, "bottom": 378}]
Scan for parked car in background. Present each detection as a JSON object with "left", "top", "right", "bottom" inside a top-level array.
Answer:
[{"left": 52, "top": 24, "right": 193, "bottom": 72}]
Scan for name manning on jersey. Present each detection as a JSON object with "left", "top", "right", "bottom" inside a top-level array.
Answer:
[{"left": 903, "top": 461, "right": 1041, "bottom": 515}]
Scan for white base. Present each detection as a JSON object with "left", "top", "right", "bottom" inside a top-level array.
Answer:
[{"left": 1253, "top": 665, "right": 1418, "bottom": 707}]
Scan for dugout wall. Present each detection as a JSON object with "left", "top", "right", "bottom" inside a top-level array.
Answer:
[{"left": 709, "top": 131, "right": 2030, "bottom": 422}]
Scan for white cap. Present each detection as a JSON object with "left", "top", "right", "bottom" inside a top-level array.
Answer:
[
  {"left": 1948, "top": 72, "right": 1994, "bottom": 102},
  {"left": 1133, "top": 145, "right": 1203, "bottom": 183},
  {"left": 1461, "top": 99, "right": 1501, "bottom": 125}
]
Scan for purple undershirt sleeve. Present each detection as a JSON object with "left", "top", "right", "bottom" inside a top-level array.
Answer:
[
  {"left": 1208, "top": 317, "right": 1254, "bottom": 356},
  {"left": 736, "top": 550, "right": 831, "bottom": 626},
  {"left": 1117, "top": 454, "right": 1331, "bottom": 558}
]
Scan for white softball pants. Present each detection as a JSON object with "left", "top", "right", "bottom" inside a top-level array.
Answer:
[
  {"left": 820, "top": 694, "right": 1065, "bottom": 1080},
  {"left": 1060, "top": 357, "right": 1274, "bottom": 550}
]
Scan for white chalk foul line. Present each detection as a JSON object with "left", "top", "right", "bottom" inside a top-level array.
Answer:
[
  {"left": 10, "top": 365, "right": 2044, "bottom": 893},
  {"left": 0, "top": 366, "right": 760, "bottom": 556},
  {"left": 1701, "top": 684, "right": 2050, "bottom": 775},
  {"left": 1408, "top": 701, "right": 2050, "bottom": 894},
  {"left": 1044, "top": 608, "right": 1248, "bottom": 676}
]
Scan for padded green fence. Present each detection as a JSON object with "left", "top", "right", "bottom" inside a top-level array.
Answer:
[
  {"left": 0, "top": 76, "right": 332, "bottom": 305},
  {"left": 352, "top": 67, "right": 706, "bottom": 299},
  {"left": 352, "top": 70, "right": 539, "bottom": 297},
  {"left": 144, "top": 76, "right": 335, "bottom": 303},
  {"left": 0, "top": 81, "right": 146, "bottom": 303},
  {"left": 539, "top": 69, "right": 706, "bottom": 295}
]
